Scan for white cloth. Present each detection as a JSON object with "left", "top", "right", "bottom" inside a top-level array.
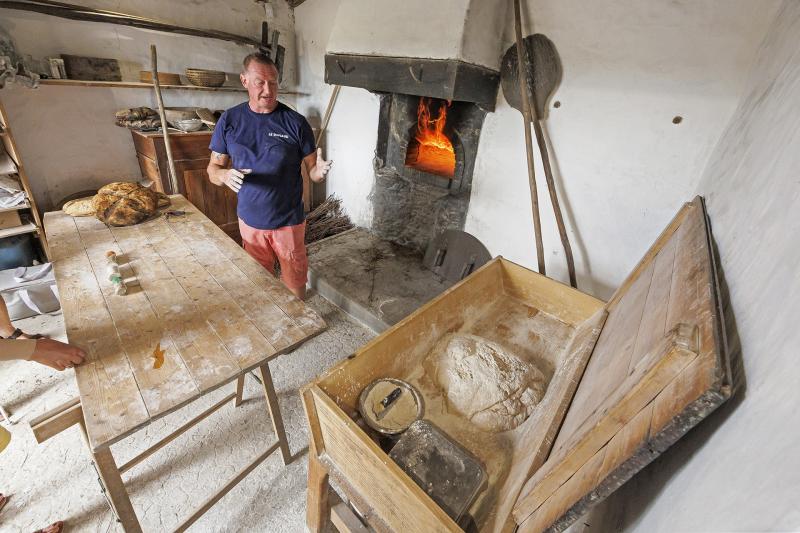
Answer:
[
  {"left": 0, "top": 174, "right": 26, "bottom": 208},
  {"left": 0, "top": 263, "right": 60, "bottom": 321}
]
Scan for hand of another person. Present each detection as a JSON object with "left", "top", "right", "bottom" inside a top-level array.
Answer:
[
  {"left": 310, "top": 148, "right": 333, "bottom": 183},
  {"left": 222, "top": 168, "right": 251, "bottom": 193},
  {"left": 30, "top": 338, "right": 86, "bottom": 371}
]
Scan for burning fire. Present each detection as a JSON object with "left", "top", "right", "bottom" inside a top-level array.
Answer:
[{"left": 405, "top": 97, "right": 455, "bottom": 179}]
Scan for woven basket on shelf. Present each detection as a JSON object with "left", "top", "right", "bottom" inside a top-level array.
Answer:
[{"left": 185, "top": 68, "right": 226, "bottom": 88}]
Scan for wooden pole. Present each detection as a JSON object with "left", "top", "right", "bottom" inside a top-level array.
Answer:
[
  {"left": 150, "top": 44, "right": 179, "bottom": 195},
  {"left": 315, "top": 84, "right": 341, "bottom": 146},
  {"left": 0, "top": 0, "right": 262, "bottom": 48},
  {"left": 531, "top": 116, "right": 577, "bottom": 287},
  {"left": 513, "top": 0, "right": 545, "bottom": 275}
]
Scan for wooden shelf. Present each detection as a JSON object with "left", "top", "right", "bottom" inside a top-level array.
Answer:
[
  {"left": 40, "top": 79, "right": 246, "bottom": 92},
  {"left": 0, "top": 222, "right": 37, "bottom": 238},
  {"left": 38, "top": 79, "right": 309, "bottom": 95},
  {"left": 0, "top": 201, "right": 31, "bottom": 213}
]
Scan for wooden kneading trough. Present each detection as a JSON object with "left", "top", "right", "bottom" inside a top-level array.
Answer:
[{"left": 301, "top": 196, "right": 731, "bottom": 533}]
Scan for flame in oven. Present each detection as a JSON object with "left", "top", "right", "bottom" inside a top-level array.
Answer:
[{"left": 405, "top": 97, "right": 455, "bottom": 179}]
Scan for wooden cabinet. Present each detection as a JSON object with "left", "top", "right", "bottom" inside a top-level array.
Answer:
[{"left": 131, "top": 130, "right": 240, "bottom": 241}]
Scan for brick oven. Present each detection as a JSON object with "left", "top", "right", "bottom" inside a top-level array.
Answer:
[{"left": 307, "top": 0, "right": 507, "bottom": 330}]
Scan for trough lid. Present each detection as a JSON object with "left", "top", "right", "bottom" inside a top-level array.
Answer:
[{"left": 512, "top": 197, "right": 731, "bottom": 531}]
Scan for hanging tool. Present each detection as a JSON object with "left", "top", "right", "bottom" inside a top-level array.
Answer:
[
  {"left": 528, "top": 34, "right": 576, "bottom": 287},
  {"left": 502, "top": 11, "right": 577, "bottom": 287},
  {"left": 512, "top": 0, "right": 545, "bottom": 275}
]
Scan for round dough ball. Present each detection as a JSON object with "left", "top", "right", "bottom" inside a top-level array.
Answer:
[
  {"left": 62, "top": 196, "right": 96, "bottom": 217},
  {"left": 93, "top": 182, "right": 158, "bottom": 226},
  {"left": 425, "top": 334, "right": 547, "bottom": 432}
]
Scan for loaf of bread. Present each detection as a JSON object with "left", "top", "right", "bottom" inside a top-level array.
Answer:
[{"left": 93, "top": 182, "right": 158, "bottom": 226}]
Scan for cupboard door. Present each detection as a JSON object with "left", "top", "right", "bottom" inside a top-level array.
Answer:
[{"left": 177, "top": 161, "right": 240, "bottom": 241}]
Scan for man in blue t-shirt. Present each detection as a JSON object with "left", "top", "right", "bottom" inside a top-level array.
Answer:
[{"left": 208, "top": 53, "right": 332, "bottom": 300}]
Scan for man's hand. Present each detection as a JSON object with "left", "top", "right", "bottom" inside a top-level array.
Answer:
[
  {"left": 221, "top": 168, "right": 251, "bottom": 193},
  {"left": 308, "top": 148, "right": 333, "bottom": 183},
  {"left": 30, "top": 338, "right": 86, "bottom": 371}
]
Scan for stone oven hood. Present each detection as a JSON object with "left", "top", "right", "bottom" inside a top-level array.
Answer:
[{"left": 324, "top": 0, "right": 508, "bottom": 109}]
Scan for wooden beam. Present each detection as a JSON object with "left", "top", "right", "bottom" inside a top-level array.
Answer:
[
  {"left": 259, "top": 363, "right": 292, "bottom": 464},
  {"left": 324, "top": 53, "right": 500, "bottom": 110},
  {"left": 0, "top": 0, "right": 263, "bottom": 48},
  {"left": 29, "top": 396, "right": 82, "bottom": 443},
  {"left": 331, "top": 502, "right": 369, "bottom": 533},
  {"left": 79, "top": 421, "right": 143, "bottom": 533}
]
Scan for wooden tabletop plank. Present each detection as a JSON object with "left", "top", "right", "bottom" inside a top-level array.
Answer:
[
  {"left": 168, "top": 196, "right": 327, "bottom": 336},
  {"left": 73, "top": 218, "right": 200, "bottom": 417},
  {"left": 132, "top": 216, "right": 279, "bottom": 370},
  {"left": 162, "top": 213, "right": 310, "bottom": 352},
  {"left": 107, "top": 224, "right": 241, "bottom": 392},
  {"left": 45, "top": 212, "right": 150, "bottom": 450}
]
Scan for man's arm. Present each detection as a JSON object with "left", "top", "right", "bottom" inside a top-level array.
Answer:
[
  {"left": 303, "top": 148, "right": 333, "bottom": 184},
  {"left": 207, "top": 151, "right": 250, "bottom": 193}
]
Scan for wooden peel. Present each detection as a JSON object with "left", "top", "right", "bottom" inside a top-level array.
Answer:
[
  {"left": 512, "top": 0, "right": 545, "bottom": 275},
  {"left": 150, "top": 45, "right": 179, "bottom": 195},
  {"left": 503, "top": 26, "right": 577, "bottom": 287}
]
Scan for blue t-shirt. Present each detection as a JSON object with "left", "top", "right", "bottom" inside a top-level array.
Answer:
[{"left": 209, "top": 102, "right": 316, "bottom": 230}]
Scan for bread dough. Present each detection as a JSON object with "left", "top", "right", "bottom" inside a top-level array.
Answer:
[
  {"left": 425, "top": 334, "right": 546, "bottom": 432},
  {"left": 93, "top": 182, "right": 158, "bottom": 226}
]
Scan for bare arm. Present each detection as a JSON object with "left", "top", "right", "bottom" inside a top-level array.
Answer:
[
  {"left": 303, "top": 148, "right": 333, "bottom": 184},
  {"left": 207, "top": 151, "right": 251, "bottom": 192},
  {"left": 0, "top": 338, "right": 85, "bottom": 371}
]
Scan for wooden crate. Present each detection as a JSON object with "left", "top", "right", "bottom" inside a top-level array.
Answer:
[{"left": 302, "top": 196, "right": 730, "bottom": 533}]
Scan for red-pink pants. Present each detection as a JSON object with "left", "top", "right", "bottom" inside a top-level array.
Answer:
[{"left": 238, "top": 219, "right": 308, "bottom": 290}]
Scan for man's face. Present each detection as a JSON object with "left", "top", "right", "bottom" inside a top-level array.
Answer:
[{"left": 241, "top": 62, "right": 279, "bottom": 112}]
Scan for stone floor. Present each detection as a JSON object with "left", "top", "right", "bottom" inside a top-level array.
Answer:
[
  {"left": 307, "top": 228, "right": 453, "bottom": 332},
  {"left": 0, "top": 295, "right": 374, "bottom": 532}
]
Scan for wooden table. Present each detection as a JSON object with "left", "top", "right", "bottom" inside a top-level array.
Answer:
[{"left": 38, "top": 195, "right": 326, "bottom": 532}]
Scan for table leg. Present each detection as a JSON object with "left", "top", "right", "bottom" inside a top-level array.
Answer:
[
  {"left": 306, "top": 450, "right": 331, "bottom": 532},
  {"left": 234, "top": 374, "right": 245, "bottom": 407},
  {"left": 79, "top": 422, "right": 142, "bottom": 533},
  {"left": 258, "top": 362, "right": 292, "bottom": 465}
]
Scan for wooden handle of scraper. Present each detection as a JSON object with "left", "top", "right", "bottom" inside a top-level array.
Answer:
[{"left": 513, "top": 0, "right": 545, "bottom": 275}]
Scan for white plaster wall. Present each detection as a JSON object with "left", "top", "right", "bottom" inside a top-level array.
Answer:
[
  {"left": 294, "top": 0, "right": 378, "bottom": 228},
  {"left": 575, "top": 2, "right": 800, "bottom": 530},
  {"left": 461, "top": 0, "right": 509, "bottom": 70},
  {"left": 465, "top": 0, "right": 781, "bottom": 298},
  {"left": 326, "top": 0, "right": 506, "bottom": 70},
  {"left": 0, "top": 0, "right": 296, "bottom": 209},
  {"left": 295, "top": 0, "right": 779, "bottom": 299}
]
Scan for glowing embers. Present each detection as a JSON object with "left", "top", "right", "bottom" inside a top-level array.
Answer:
[{"left": 405, "top": 97, "right": 455, "bottom": 179}]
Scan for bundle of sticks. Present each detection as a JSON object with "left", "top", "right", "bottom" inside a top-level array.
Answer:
[{"left": 305, "top": 195, "right": 353, "bottom": 244}]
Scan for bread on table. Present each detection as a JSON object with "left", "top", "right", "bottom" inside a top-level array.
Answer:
[{"left": 93, "top": 182, "right": 159, "bottom": 226}]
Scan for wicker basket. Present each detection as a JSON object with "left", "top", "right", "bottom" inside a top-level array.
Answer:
[{"left": 185, "top": 68, "right": 226, "bottom": 88}]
